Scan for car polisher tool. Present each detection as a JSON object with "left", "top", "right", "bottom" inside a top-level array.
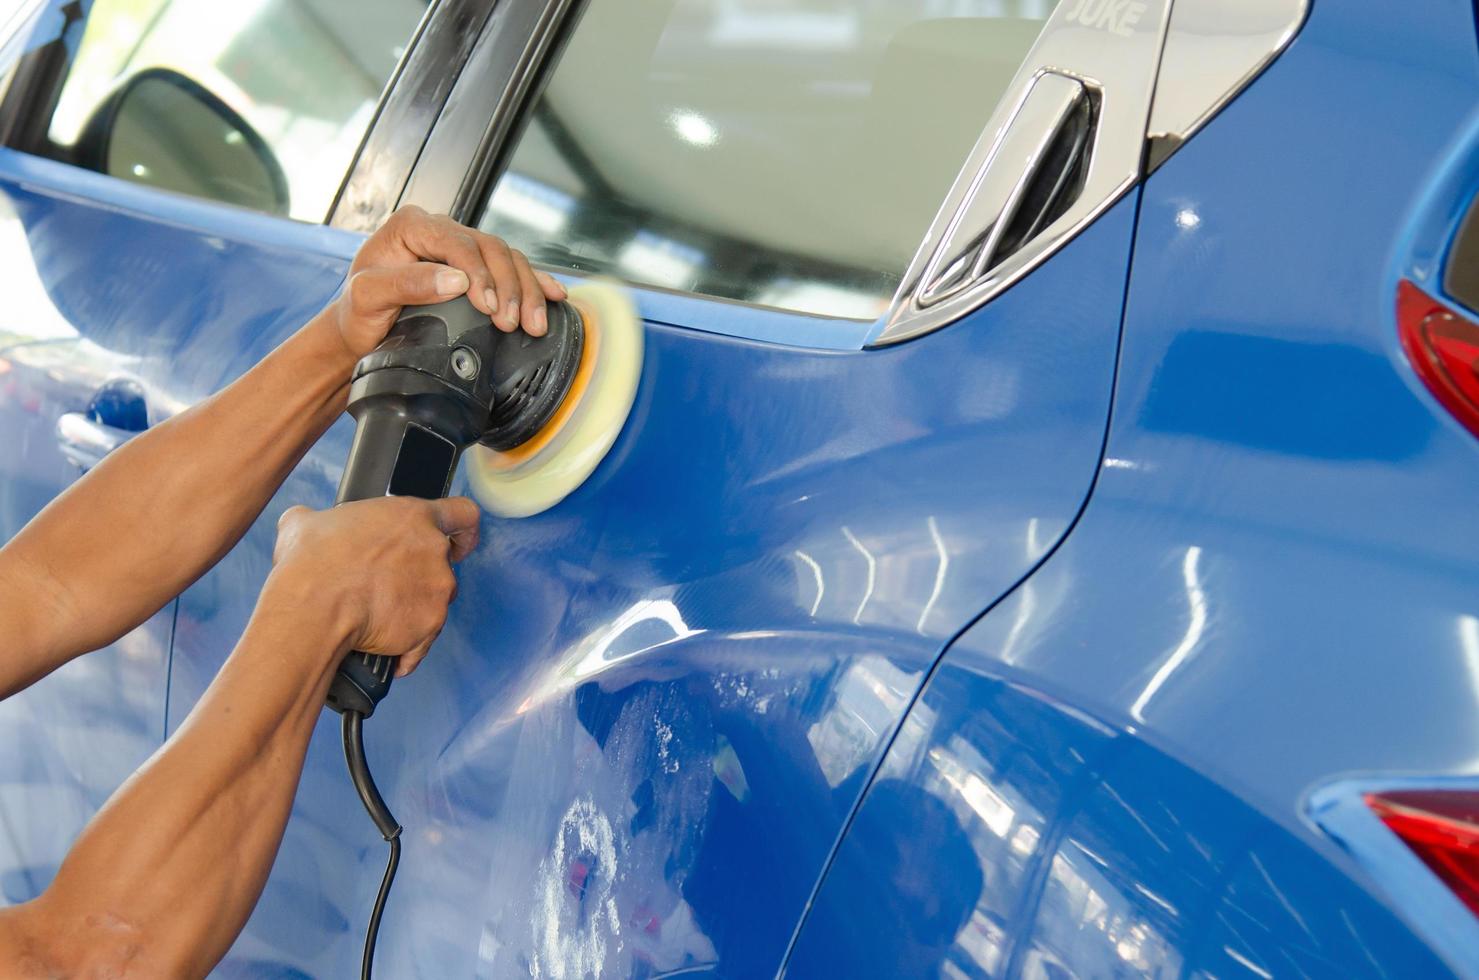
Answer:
[
  {"left": 323, "top": 280, "right": 642, "bottom": 978},
  {"left": 463, "top": 281, "right": 644, "bottom": 518}
]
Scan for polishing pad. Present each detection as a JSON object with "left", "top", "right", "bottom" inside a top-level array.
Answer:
[{"left": 465, "top": 281, "right": 643, "bottom": 517}]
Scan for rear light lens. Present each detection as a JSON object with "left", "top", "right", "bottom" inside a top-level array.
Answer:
[
  {"left": 1366, "top": 790, "right": 1479, "bottom": 917},
  {"left": 1398, "top": 280, "right": 1479, "bottom": 439}
]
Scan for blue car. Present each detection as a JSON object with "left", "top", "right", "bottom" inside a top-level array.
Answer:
[{"left": 2, "top": 0, "right": 1478, "bottom": 975}]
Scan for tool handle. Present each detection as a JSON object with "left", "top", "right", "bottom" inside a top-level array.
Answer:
[{"left": 326, "top": 399, "right": 462, "bottom": 717}]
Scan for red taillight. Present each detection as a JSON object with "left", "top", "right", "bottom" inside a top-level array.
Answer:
[
  {"left": 1366, "top": 790, "right": 1479, "bottom": 917},
  {"left": 1398, "top": 280, "right": 1479, "bottom": 439}
]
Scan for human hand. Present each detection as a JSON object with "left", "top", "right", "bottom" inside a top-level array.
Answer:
[
  {"left": 331, "top": 205, "right": 567, "bottom": 359},
  {"left": 266, "top": 496, "right": 481, "bottom": 678}
]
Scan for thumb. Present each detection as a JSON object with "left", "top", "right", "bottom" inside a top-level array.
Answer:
[
  {"left": 429, "top": 497, "right": 482, "bottom": 561},
  {"left": 339, "top": 263, "right": 471, "bottom": 354}
]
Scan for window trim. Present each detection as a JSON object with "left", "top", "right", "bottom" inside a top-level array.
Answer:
[
  {"left": 328, "top": 0, "right": 499, "bottom": 231},
  {"left": 0, "top": 1, "right": 89, "bottom": 156},
  {"left": 869, "top": 0, "right": 1177, "bottom": 346},
  {"left": 395, "top": 0, "right": 1307, "bottom": 349},
  {"left": 390, "top": 0, "right": 582, "bottom": 224},
  {"left": 0, "top": 0, "right": 459, "bottom": 231}
]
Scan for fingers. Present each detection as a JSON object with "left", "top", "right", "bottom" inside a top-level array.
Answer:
[
  {"left": 535, "top": 270, "right": 568, "bottom": 302},
  {"left": 472, "top": 233, "right": 525, "bottom": 333},
  {"left": 394, "top": 563, "right": 457, "bottom": 677},
  {"left": 362, "top": 206, "right": 566, "bottom": 335},
  {"left": 447, "top": 527, "right": 479, "bottom": 564},
  {"left": 345, "top": 262, "right": 471, "bottom": 321},
  {"left": 394, "top": 635, "right": 437, "bottom": 679},
  {"left": 379, "top": 208, "right": 508, "bottom": 324},
  {"left": 506, "top": 249, "right": 547, "bottom": 336}
]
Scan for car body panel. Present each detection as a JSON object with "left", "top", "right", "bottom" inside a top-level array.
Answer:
[
  {"left": 787, "top": 671, "right": 1455, "bottom": 978},
  {"left": 789, "top": 0, "right": 1479, "bottom": 974},
  {"left": 0, "top": 147, "right": 356, "bottom": 924},
  {"left": 163, "top": 190, "right": 1137, "bottom": 974},
  {"left": 0, "top": 0, "right": 1474, "bottom": 974}
]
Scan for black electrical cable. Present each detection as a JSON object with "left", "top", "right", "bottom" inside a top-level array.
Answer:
[
  {"left": 362, "top": 835, "right": 400, "bottom": 980},
  {"left": 341, "top": 709, "right": 402, "bottom": 980}
]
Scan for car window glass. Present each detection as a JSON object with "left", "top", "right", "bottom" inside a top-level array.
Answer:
[
  {"left": 478, "top": 0, "right": 1052, "bottom": 320},
  {"left": 45, "top": 0, "right": 426, "bottom": 221}
]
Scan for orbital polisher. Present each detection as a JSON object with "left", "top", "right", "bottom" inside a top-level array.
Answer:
[{"left": 325, "top": 282, "right": 641, "bottom": 977}]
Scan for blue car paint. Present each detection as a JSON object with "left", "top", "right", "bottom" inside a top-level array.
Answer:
[
  {"left": 159, "top": 194, "right": 1136, "bottom": 973},
  {"left": 788, "top": 673, "right": 1453, "bottom": 978},
  {"left": 1310, "top": 775, "right": 1479, "bottom": 975},
  {"left": 618, "top": 286, "right": 875, "bottom": 353},
  {"left": 789, "top": 0, "right": 1479, "bottom": 975},
  {"left": 0, "top": 149, "right": 356, "bottom": 924},
  {"left": 0, "top": 0, "right": 1474, "bottom": 976}
]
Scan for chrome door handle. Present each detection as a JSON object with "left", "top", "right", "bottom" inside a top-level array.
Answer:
[
  {"left": 56, "top": 412, "right": 138, "bottom": 470},
  {"left": 874, "top": 0, "right": 1176, "bottom": 346},
  {"left": 915, "top": 71, "right": 1091, "bottom": 309}
]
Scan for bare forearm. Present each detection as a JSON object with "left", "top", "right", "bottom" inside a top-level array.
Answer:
[
  {"left": 0, "top": 313, "right": 356, "bottom": 687},
  {"left": 0, "top": 582, "right": 349, "bottom": 977}
]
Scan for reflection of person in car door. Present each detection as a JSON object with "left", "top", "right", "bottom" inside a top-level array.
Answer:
[{"left": 0, "top": 208, "right": 564, "bottom": 976}]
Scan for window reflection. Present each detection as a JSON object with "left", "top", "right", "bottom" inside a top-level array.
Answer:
[
  {"left": 479, "top": 0, "right": 1051, "bottom": 318},
  {"left": 48, "top": 0, "right": 425, "bottom": 221},
  {"left": 807, "top": 656, "right": 916, "bottom": 786}
]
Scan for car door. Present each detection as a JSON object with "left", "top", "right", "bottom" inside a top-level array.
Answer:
[
  {"left": 0, "top": 0, "right": 426, "bottom": 941},
  {"left": 157, "top": 0, "right": 1168, "bottom": 974}
]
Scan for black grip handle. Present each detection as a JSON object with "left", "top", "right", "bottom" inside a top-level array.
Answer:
[
  {"left": 327, "top": 650, "right": 397, "bottom": 717},
  {"left": 326, "top": 399, "right": 462, "bottom": 717}
]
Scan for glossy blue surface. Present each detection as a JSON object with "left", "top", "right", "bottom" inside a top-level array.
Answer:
[
  {"left": 790, "top": 0, "right": 1479, "bottom": 974},
  {"left": 789, "top": 674, "right": 1453, "bottom": 978},
  {"left": 2, "top": 0, "right": 1478, "bottom": 973},
  {"left": 163, "top": 191, "right": 1133, "bottom": 975},
  {"left": 0, "top": 149, "right": 353, "bottom": 958}
]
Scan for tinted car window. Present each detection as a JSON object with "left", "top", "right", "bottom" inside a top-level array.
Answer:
[
  {"left": 478, "top": 0, "right": 1051, "bottom": 320},
  {"left": 45, "top": 0, "right": 426, "bottom": 221}
]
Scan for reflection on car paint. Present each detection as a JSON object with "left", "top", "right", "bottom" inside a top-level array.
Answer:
[
  {"left": 791, "top": 0, "right": 1479, "bottom": 974},
  {"left": 159, "top": 191, "right": 1134, "bottom": 973},
  {"left": 792, "top": 671, "right": 1452, "bottom": 978},
  {"left": 0, "top": 149, "right": 354, "bottom": 976},
  {"left": 0, "top": 185, "right": 175, "bottom": 917}
]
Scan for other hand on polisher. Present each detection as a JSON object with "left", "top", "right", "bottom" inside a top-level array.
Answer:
[
  {"left": 326, "top": 281, "right": 642, "bottom": 715},
  {"left": 325, "top": 282, "right": 641, "bottom": 979}
]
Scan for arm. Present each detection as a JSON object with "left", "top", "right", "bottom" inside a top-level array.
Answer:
[
  {"left": 0, "top": 207, "right": 563, "bottom": 698},
  {"left": 0, "top": 494, "right": 481, "bottom": 978}
]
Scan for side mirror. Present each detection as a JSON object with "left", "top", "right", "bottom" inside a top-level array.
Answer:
[{"left": 75, "top": 68, "right": 290, "bottom": 216}]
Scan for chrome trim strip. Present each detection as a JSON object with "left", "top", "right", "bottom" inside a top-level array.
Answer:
[
  {"left": 1146, "top": 0, "right": 1310, "bottom": 170},
  {"left": 916, "top": 71, "right": 1087, "bottom": 308},
  {"left": 871, "top": 0, "right": 1175, "bottom": 346}
]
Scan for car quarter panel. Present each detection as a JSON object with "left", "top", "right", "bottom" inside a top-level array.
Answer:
[{"left": 789, "top": 0, "right": 1479, "bottom": 974}]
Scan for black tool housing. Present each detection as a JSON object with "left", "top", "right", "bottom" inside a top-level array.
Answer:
[{"left": 325, "top": 294, "right": 584, "bottom": 716}]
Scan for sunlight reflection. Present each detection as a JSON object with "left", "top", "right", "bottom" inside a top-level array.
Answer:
[
  {"left": 842, "top": 526, "right": 876, "bottom": 625},
  {"left": 1131, "top": 546, "right": 1206, "bottom": 723},
  {"left": 916, "top": 516, "right": 949, "bottom": 634},
  {"left": 793, "top": 549, "right": 824, "bottom": 618},
  {"left": 516, "top": 598, "right": 703, "bottom": 715}
]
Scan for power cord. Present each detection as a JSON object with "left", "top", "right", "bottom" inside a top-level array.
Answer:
[{"left": 341, "top": 710, "right": 402, "bottom": 980}]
